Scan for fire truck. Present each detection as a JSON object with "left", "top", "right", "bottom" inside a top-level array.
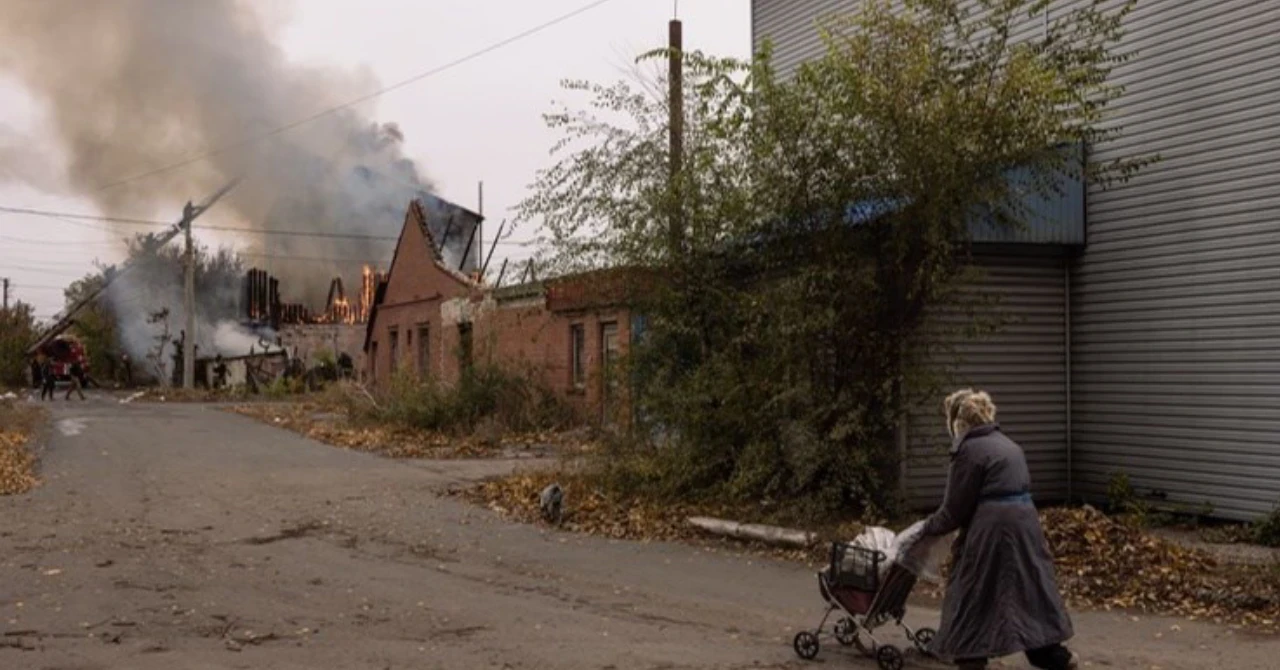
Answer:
[
  {"left": 24, "top": 179, "right": 238, "bottom": 384},
  {"left": 35, "top": 336, "right": 89, "bottom": 383}
]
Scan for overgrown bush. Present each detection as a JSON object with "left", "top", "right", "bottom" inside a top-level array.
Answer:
[
  {"left": 359, "top": 365, "right": 573, "bottom": 436},
  {"left": 0, "top": 302, "right": 39, "bottom": 389},
  {"left": 1248, "top": 507, "right": 1280, "bottom": 548},
  {"left": 520, "top": 0, "right": 1149, "bottom": 520}
]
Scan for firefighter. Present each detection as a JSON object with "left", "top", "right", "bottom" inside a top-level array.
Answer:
[
  {"left": 213, "top": 355, "right": 229, "bottom": 389},
  {"left": 65, "top": 360, "right": 86, "bottom": 400},
  {"left": 121, "top": 353, "right": 134, "bottom": 387},
  {"left": 39, "top": 357, "right": 55, "bottom": 401}
]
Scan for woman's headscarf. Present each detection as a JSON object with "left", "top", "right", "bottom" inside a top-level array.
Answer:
[{"left": 943, "top": 388, "right": 997, "bottom": 439}]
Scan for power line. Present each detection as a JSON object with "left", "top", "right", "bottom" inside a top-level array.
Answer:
[
  {"left": 210, "top": 227, "right": 396, "bottom": 241},
  {"left": 94, "top": 0, "right": 621, "bottom": 192},
  {"left": 236, "top": 251, "right": 390, "bottom": 264},
  {"left": 10, "top": 284, "right": 68, "bottom": 291},
  {"left": 2, "top": 205, "right": 535, "bottom": 244},
  {"left": 0, "top": 205, "right": 169, "bottom": 227},
  {"left": 0, "top": 264, "right": 94, "bottom": 277},
  {"left": 0, "top": 233, "right": 120, "bottom": 247}
]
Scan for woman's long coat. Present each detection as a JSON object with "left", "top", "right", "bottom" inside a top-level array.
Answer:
[{"left": 922, "top": 423, "right": 1074, "bottom": 661}]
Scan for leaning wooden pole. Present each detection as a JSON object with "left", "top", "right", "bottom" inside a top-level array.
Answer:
[{"left": 667, "top": 17, "right": 684, "bottom": 256}]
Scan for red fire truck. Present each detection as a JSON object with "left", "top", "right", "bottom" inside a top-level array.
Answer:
[{"left": 36, "top": 336, "right": 89, "bottom": 383}]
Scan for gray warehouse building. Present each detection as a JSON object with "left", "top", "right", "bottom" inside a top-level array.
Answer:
[{"left": 752, "top": 0, "right": 1280, "bottom": 519}]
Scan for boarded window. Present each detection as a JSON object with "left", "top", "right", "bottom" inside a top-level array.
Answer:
[
  {"left": 458, "top": 323, "right": 473, "bottom": 374},
  {"left": 389, "top": 327, "right": 399, "bottom": 371},
  {"left": 570, "top": 324, "right": 586, "bottom": 389},
  {"left": 600, "top": 322, "right": 619, "bottom": 424},
  {"left": 417, "top": 324, "right": 430, "bottom": 377}
]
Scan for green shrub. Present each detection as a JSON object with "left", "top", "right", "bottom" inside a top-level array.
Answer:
[
  {"left": 361, "top": 365, "right": 572, "bottom": 436},
  {"left": 1249, "top": 507, "right": 1280, "bottom": 548},
  {"left": 263, "top": 376, "right": 304, "bottom": 399}
]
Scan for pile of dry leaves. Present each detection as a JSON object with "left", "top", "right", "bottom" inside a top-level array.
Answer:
[
  {"left": 0, "top": 401, "right": 42, "bottom": 495},
  {"left": 227, "top": 402, "right": 580, "bottom": 460},
  {"left": 1043, "top": 506, "right": 1280, "bottom": 629},
  {"left": 456, "top": 469, "right": 837, "bottom": 564},
  {"left": 465, "top": 470, "right": 1280, "bottom": 629}
]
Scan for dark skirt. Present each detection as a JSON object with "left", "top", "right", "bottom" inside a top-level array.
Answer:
[{"left": 929, "top": 500, "right": 1074, "bottom": 661}]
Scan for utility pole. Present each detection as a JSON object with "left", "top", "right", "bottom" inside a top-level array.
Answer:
[
  {"left": 668, "top": 14, "right": 684, "bottom": 256},
  {"left": 2, "top": 277, "right": 9, "bottom": 311},
  {"left": 182, "top": 201, "right": 196, "bottom": 390},
  {"left": 477, "top": 180, "right": 484, "bottom": 272}
]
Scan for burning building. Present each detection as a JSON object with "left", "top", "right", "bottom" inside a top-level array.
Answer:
[{"left": 243, "top": 265, "right": 384, "bottom": 329}]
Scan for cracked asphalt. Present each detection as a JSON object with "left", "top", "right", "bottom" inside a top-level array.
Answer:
[{"left": 1, "top": 395, "right": 1277, "bottom": 669}]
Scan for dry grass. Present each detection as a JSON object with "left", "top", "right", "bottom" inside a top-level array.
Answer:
[
  {"left": 226, "top": 397, "right": 597, "bottom": 461},
  {"left": 0, "top": 399, "right": 44, "bottom": 495}
]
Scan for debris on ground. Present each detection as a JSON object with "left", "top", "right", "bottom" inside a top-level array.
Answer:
[
  {"left": 454, "top": 469, "right": 833, "bottom": 565},
  {"left": 464, "top": 471, "right": 1280, "bottom": 631},
  {"left": 0, "top": 400, "right": 43, "bottom": 495},
  {"left": 1043, "top": 506, "right": 1280, "bottom": 630},
  {"left": 132, "top": 387, "right": 251, "bottom": 403},
  {"left": 118, "top": 391, "right": 147, "bottom": 404}
]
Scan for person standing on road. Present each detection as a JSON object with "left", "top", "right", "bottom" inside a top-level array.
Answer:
[
  {"left": 65, "top": 360, "right": 86, "bottom": 401},
  {"left": 121, "top": 353, "right": 134, "bottom": 388},
  {"left": 39, "top": 358, "right": 56, "bottom": 401},
  {"left": 919, "top": 389, "right": 1077, "bottom": 670},
  {"left": 79, "top": 365, "right": 100, "bottom": 390}
]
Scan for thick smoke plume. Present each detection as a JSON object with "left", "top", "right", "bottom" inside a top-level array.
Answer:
[{"left": 0, "top": 0, "right": 477, "bottom": 361}]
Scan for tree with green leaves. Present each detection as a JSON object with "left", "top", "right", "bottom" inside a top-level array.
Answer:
[
  {"left": 0, "top": 301, "right": 39, "bottom": 389},
  {"left": 519, "top": 0, "right": 1148, "bottom": 518}
]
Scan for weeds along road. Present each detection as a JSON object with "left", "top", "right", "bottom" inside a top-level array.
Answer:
[{"left": 1, "top": 396, "right": 1276, "bottom": 669}]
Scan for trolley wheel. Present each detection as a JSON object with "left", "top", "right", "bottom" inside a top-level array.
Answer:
[
  {"left": 913, "top": 626, "right": 937, "bottom": 653},
  {"left": 793, "top": 631, "right": 820, "bottom": 660},
  {"left": 833, "top": 618, "right": 858, "bottom": 647},
  {"left": 876, "top": 644, "right": 905, "bottom": 670}
]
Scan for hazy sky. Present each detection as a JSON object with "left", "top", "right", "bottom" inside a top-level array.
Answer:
[{"left": 0, "top": 0, "right": 750, "bottom": 320}]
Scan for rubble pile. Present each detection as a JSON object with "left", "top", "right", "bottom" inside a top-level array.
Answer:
[
  {"left": 0, "top": 402, "right": 41, "bottom": 495},
  {"left": 1043, "top": 506, "right": 1280, "bottom": 628}
]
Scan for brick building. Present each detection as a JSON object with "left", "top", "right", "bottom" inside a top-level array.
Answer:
[{"left": 364, "top": 198, "right": 633, "bottom": 423}]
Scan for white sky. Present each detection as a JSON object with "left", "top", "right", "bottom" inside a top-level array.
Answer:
[{"left": 0, "top": 0, "right": 750, "bottom": 320}]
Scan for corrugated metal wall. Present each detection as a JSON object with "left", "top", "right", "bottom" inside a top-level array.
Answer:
[
  {"left": 1070, "top": 0, "right": 1280, "bottom": 520},
  {"left": 751, "top": 0, "right": 854, "bottom": 78},
  {"left": 905, "top": 254, "right": 1069, "bottom": 510},
  {"left": 756, "top": 0, "right": 1280, "bottom": 519}
]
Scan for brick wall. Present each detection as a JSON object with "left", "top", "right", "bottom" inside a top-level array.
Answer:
[
  {"left": 366, "top": 201, "right": 633, "bottom": 423},
  {"left": 365, "top": 201, "right": 473, "bottom": 385},
  {"left": 278, "top": 324, "right": 366, "bottom": 373}
]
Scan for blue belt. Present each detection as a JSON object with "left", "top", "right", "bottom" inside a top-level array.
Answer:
[{"left": 980, "top": 491, "right": 1033, "bottom": 505}]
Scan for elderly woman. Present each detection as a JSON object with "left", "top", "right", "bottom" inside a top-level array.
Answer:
[{"left": 921, "top": 389, "right": 1077, "bottom": 670}]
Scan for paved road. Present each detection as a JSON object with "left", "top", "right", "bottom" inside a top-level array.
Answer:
[{"left": 1, "top": 396, "right": 1276, "bottom": 669}]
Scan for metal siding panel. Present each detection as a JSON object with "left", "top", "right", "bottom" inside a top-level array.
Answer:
[
  {"left": 755, "top": 1, "right": 1083, "bottom": 246},
  {"left": 1072, "top": 0, "right": 1280, "bottom": 520},
  {"left": 755, "top": 0, "right": 1280, "bottom": 519},
  {"left": 906, "top": 256, "right": 1068, "bottom": 509},
  {"left": 752, "top": 0, "right": 856, "bottom": 80}
]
